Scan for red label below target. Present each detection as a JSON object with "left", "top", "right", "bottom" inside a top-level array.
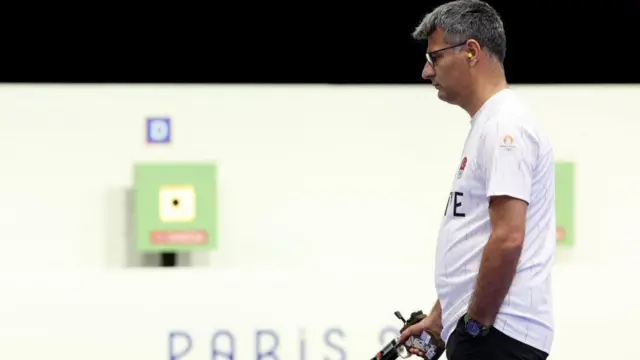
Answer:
[{"left": 150, "top": 230, "right": 208, "bottom": 245}]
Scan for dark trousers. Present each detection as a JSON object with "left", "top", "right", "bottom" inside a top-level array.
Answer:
[{"left": 446, "top": 316, "right": 549, "bottom": 360}]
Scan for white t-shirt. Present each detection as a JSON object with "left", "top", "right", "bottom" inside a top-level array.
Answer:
[{"left": 434, "top": 88, "right": 555, "bottom": 354}]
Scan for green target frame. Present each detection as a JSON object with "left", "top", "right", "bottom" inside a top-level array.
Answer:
[{"left": 133, "top": 162, "right": 218, "bottom": 252}]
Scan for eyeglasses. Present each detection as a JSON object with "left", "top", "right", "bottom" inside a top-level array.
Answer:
[{"left": 425, "top": 41, "right": 468, "bottom": 66}]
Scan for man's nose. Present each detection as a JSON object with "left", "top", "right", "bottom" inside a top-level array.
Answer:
[{"left": 422, "top": 62, "right": 435, "bottom": 80}]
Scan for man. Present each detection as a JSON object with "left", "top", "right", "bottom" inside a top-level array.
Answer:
[{"left": 397, "top": 1, "right": 555, "bottom": 360}]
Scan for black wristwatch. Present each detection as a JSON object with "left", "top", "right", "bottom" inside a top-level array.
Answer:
[{"left": 463, "top": 313, "right": 491, "bottom": 337}]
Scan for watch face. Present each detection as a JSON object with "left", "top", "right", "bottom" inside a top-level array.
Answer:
[{"left": 466, "top": 321, "right": 481, "bottom": 336}]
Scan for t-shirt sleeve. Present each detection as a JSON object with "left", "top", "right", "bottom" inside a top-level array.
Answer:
[{"left": 479, "top": 121, "right": 537, "bottom": 204}]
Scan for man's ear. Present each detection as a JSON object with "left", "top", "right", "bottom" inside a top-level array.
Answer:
[{"left": 466, "top": 39, "right": 482, "bottom": 64}]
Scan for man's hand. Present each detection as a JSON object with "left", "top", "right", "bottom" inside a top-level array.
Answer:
[{"left": 398, "top": 314, "right": 441, "bottom": 358}]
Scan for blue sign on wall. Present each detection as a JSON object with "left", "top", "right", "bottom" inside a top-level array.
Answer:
[{"left": 146, "top": 117, "right": 172, "bottom": 144}]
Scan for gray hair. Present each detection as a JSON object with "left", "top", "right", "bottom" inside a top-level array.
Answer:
[{"left": 412, "top": 0, "right": 507, "bottom": 64}]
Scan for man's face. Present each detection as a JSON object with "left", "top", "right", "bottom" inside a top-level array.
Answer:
[{"left": 422, "top": 29, "right": 471, "bottom": 105}]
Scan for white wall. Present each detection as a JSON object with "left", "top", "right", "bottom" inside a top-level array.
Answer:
[{"left": 0, "top": 84, "right": 638, "bottom": 359}]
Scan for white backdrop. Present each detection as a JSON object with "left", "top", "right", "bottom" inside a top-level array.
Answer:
[{"left": 0, "top": 84, "right": 638, "bottom": 359}]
